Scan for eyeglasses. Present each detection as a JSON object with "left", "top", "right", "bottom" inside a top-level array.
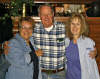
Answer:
[{"left": 21, "top": 26, "right": 33, "bottom": 30}]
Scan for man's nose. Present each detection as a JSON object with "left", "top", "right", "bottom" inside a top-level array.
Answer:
[{"left": 45, "top": 14, "right": 49, "bottom": 17}]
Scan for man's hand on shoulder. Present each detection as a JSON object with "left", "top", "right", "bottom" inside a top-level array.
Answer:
[
  {"left": 3, "top": 41, "right": 10, "bottom": 55},
  {"left": 35, "top": 49, "right": 43, "bottom": 56},
  {"left": 89, "top": 47, "right": 97, "bottom": 59}
]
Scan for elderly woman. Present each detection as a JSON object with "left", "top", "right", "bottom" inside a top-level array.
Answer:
[
  {"left": 5, "top": 17, "right": 42, "bottom": 79},
  {"left": 65, "top": 13, "right": 99, "bottom": 79}
]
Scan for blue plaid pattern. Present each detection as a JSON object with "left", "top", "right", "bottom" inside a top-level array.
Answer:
[{"left": 32, "top": 22, "right": 65, "bottom": 70}]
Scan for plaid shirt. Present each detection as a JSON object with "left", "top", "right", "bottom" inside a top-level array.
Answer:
[{"left": 32, "top": 22, "right": 66, "bottom": 70}]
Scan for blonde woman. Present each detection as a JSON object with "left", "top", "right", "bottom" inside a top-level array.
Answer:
[{"left": 65, "top": 13, "right": 99, "bottom": 79}]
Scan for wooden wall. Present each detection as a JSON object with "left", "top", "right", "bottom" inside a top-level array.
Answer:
[{"left": 87, "top": 17, "right": 100, "bottom": 73}]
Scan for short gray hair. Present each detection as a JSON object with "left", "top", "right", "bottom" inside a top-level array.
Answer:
[{"left": 38, "top": 4, "right": 54, "bottom": 14}]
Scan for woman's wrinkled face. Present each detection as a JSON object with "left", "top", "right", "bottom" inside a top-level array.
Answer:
[
  {"left": 70, "top": 18, "right": 81, "bottom": 37},
  {"left": 19, "top": 21, "right": 33, "bottom": 40}
]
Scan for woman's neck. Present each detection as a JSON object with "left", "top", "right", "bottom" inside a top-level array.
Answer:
[{"left": 73, "top": 35, "right": 79, "bottom": 44}]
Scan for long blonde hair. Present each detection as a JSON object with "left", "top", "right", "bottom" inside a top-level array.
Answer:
[{"left": 65, "top": 13, "right": 89, "bottom": 40}]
